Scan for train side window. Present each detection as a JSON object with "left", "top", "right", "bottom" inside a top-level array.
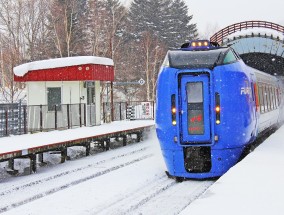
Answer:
[
  {"left": 274, "top": 87, "right": 277, "bottom": 109},
  {"left": 273, "top": 87, "right": 276, "bottom": 109},
  {"left": 270, "top": 87, "right": 274, "bottom": 110},
  {"left": 260, "top": 85, "right": 265, "bottom": 113},
  {"left": 263, "top": 85, "right": 268, "bottom": 112},
  {"left": 258, "top": 85, "right": 263, "bottom": 113},
  {"left": 251, "top": 83, "right": 255, "bottom": 101},
  {"left": 276, "top": 88, "right": 280, "bottom": 106},
  {"left": 275, "top": 88, "right": 279, "bottom": 107},
  {"left": 269, "top": 86, "right": 274, "bottom": 110},
  {"left": 268, "top": 86, "right": 271, "bottom": 111},
  {"left": 223, "top": 50, "right": 238, "bottom": 64},
  {"left": 268, "top": 86, "right": 272, "bottom": 110}
]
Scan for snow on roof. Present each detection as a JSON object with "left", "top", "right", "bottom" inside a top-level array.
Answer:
[{"left": 13, "top": 56, "right": 114, "bottom": 77}]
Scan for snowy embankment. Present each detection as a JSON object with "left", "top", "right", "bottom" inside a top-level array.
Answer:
[
  {"left": 0, "top": 129, "right": 213, "bottom": 215},
  {"left": 180, "top": 125, "right": 284, "bottom": 215}
]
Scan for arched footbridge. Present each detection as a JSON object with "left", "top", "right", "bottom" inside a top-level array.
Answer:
[{"left": 210, "top": 21, "right": 284, "bottom": 76}]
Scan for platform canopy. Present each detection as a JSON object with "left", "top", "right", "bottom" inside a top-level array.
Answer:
[{"left": 14, "top": 56, "right": 114, "bottom": 82}]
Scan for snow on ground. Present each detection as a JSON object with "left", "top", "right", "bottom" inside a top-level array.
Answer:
[
  {"left": 0, "top": 127, "right": 213, "bottom": 215},
  {"left": 1, "top": 121, "right": 284, "bottom": 214},
  {"left": 180, "top": 125, "right": 284, "bottom": 215},
  {"left": 0, "top": 120, "right": 154, "bottom": 154}
]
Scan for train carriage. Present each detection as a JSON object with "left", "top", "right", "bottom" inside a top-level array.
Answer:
[{"left": 155, "top": 40, "right": 282, "bottom": 180}]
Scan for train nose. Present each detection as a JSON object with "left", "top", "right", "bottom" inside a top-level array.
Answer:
[{"left": 179, "top": 73, "right": 211, "bottom": 144}]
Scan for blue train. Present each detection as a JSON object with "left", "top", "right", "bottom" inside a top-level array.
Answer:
[{"left": 155, "top": 40, "right": 283, "bottom": 180}]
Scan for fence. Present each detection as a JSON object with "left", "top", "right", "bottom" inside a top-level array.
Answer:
[
  {"left": 102, "top": 101, "right": 155, "bottom": 122},
  {"left": 0, "top": 101, "right": 155, "bottom": 137},
  {"left": 27, "top": 103, "right": 87, "bottom": 132},
  {"left": 0, "top": 103, "right": 27, "bottom": 137}
]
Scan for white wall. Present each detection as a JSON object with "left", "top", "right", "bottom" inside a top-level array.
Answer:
[
  {"left": 27, "top": 82, "right": 46, "bottom": 105},
  {"left": 27, "top": 81, "right": 87, "bottom": 105},
  {"left": 26, "top": 81, "right": 101, "bottom": 127}
]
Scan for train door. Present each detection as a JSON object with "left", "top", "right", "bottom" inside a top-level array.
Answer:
[{"left": 179, "top": 74, "right": 211, "bottom": 143}]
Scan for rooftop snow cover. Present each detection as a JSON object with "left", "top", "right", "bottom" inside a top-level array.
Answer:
[{"left": 13, "top": 56, "right": 114, "bottom": 77}]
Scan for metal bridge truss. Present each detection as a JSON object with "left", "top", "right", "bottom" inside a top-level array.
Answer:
[{"left": 210, "top": 21, "right": 284, "bottom": 45}]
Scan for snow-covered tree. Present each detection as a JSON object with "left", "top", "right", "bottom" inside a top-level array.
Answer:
[
  {"left": 121, "top": 0, "right": 197, "bottom": 100},
  {"left": 127, "top": 0, "right": 197, "bottom": 48}
]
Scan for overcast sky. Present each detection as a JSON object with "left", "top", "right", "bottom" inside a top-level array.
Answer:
[
  {"left": 121, "top": 0, "right": 284, "bottom": 38},
  {"left": 186, "top": 0, "right": 284, "bottom": 37}
]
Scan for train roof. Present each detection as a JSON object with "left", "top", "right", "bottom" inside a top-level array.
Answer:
[{"left": 166, "top": 47, "right": 233, "bottom": 69}]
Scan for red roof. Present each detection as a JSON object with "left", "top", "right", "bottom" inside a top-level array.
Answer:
[{"left": 14, "top": 64, "right": 114, "bottom": 82}]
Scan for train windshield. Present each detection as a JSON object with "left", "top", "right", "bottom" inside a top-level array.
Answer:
[{"left": 167, "top": 49, "right": 224, "bottom": 69}]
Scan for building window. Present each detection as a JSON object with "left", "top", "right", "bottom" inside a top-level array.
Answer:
[{"left": 47, "top": 87, "right": 61, "bottom": 111}]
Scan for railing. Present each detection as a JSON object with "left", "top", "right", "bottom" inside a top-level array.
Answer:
[
  {"left": 0, "top": 103, "right": 27, "bottom": 137},
  {"left": 210, "top": 21, "right": 284, "bottom": 45},
  {"left": 0, "top": 101, "right": 155, "bottom": 137},
  {"left": 27, "top": 103, "right": 86, "bottom": 132}
]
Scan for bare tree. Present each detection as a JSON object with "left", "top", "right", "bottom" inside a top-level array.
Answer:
[
  {"left": 0, "top": 0, "right": 50, "bottom": 103},
  {"left": 20, "top": 0, "right": 50, "bottom": 61},
  {"left": 0, "top": 0, "right": 26, "bottom": 103},
  {"left": 199, "top": 23, "right": 220, "bottom": 40},
  {"left": 140, "top": 32, "right": 166, "bottom": 101},
  {"left": 47, "top": 0, "right": 86, "bottom": 57},
  {"left": 86, "top": 0, "right": 127, "bottom": 59},
  {"left": 87, "top": 0, "right": 128, "bottom": 104}
]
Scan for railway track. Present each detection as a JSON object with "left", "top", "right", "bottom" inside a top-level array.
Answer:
[
  {"left": 0, "top": 132, "right": 216, "bottom": 214},
  {"left": 0, "top": 144, "right": 153, "bottom": 213}
]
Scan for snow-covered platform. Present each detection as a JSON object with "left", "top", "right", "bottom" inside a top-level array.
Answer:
[
  {"left": 0, "top": 120, "right": 154, "bottom": 167},
  {"left": 180, "top": 125, "right": 284, "bottom": 215}
]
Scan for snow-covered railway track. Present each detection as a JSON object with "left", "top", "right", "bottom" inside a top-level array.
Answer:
[
  {"left": 0, "top": 146, "right": 149, "bottom": 197},
  {"left": 0, "top": 144, "right": 153, "bottom": 213},
  {"left": 0, "top": 131, "right": 216, "bottom": 214},
  {"left": 92, "top": 175, "right": 176, "bottom": 214},
  {"left": 93, "top": 176, "right": 214, "bottom": 215}
]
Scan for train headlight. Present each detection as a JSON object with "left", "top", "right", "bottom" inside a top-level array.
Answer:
[
  {"left": 215, "top": 106, "right": 220, "bottom": 112},
  {"left": 215, "top": 93, "right": 221, "bottom": 124},
  {"left": 171, "top": 95, "right": 177, "bottom": 126}
]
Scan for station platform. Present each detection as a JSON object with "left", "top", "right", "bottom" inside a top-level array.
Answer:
[
  {"left": 181, "top": 125, "right": 284, "bottom": 215},
  {"left": 0, "top": 120, "right": 154, "bottom": 172}
]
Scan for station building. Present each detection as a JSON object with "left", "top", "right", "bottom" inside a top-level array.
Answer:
[{"left": 13, "top": 56, "right": 114, "bottom": 130}]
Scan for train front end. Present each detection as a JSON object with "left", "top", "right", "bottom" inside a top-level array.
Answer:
[{"left": 155, "top": 40, "right": 256, "bottom": 179}]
